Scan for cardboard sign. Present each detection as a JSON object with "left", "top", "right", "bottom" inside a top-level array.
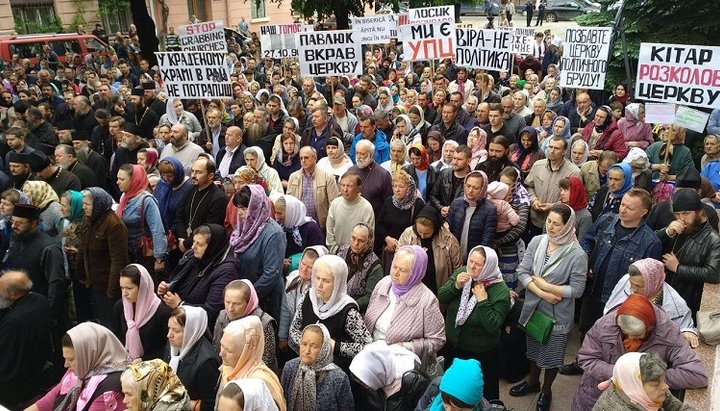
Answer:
[
  {"left": 392, "top": 13, "right": 408, "bottom": 40},
  {"left": 504, "top": 27, "right": 534, "bottom": 55},
  {"left": 409, "top": 5, "right": 455, "bottom": 23},
  {"left": 296, "top": 30, "right": 362, "bottom": 76},
  {"left": 351, "top": 14, "right": 397, "bottom": 44},
  {"left": 674, "top": 106, "right": 711, "bottom": 133},
  {"left": 645, "top": 102, "right": 677, "bottom": 125},
  {"left": 177, "top": 20, "right": 226, "bottom": 51},
  {"left": 636, "top": 43, "right": 720, "bottom": 109},
  {"left": 259, "top": 24, "right": 304, "bottom": 58},
  {"left": 400, "top": 20, "right": 456, "bottom": 61},
  {"left": 156, "top": 52, "right": 232, "bottom": 98},
  {"left": 559, "top": 27, "right": 612, "bottom": 90},
  {"left": 456, "top": 28, "right": 511, "bottom": 71}
]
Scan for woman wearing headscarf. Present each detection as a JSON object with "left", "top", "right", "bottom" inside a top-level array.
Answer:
[
  {"left": 281, "top": 324, "right": 354, "bottom": 411},
  {"left": 219, "top": 316, "right": 287, "bottom": 410},
  {"left": 559, "top": 176, "right": 593, "bottom": 242},
  {"left": 540, "top": 115, "right": 571, "bottom": 154},
  {"left": 217, "top": 379, "right": 279, "bottom": 411},
  {"left": 289, "top": 254, "right": 373, "bottom": 370},
  {"left": 545, "top": 86, "right": 564, "bottom": 115},
  {"left": 138, "top": 148, "right": 159, "bottom": 179},
  {"left": 405, "top": 144, "right": 435, "bottom": 201},
  {"left": 28, "top": 322, "right": 129, "bottom": 411},
  {"left": 274, "top": 195, "right": 324, "bottom": 261},
  {"left": 112, "top": 264, "right": 171, "bottom": 362},
  {"left": 618, "top": 103, "right": 654, "bottom": 150},
  {"left": 510, "top": 203, "right": 587, "bottom": 411},
  {"left": 157, "top": 224, "right": 236, "bottom": 327},
  {"left": 377, "top": 170, "right": 425, "bottom": 271},
  {"left": 231, "top": 184, "right": 286, "bottom": 322},
  {"left": 78, "top": 187, "right": 129, "bottom": 326},
  {"left": 225, "top": 166, "right": 273, "bottom": 232},
  {"left": 159, "top": 98, "right": 202, "bottom": 141},
  {"left": 381, "top": 138, "right": 409, "bottom": 173},
  {"left": 647, "top": 125, "right": 695, "bottom": 181},
  {"left": 569, "top": 138, "right": 590, "bottom": 167},
  {"left": 466, "top": 127, "right": 488, "bottom": 170},
  {"left": 59, "top": 190, "right": 85, "bottom": 304},
  {"left": 592, "top": 352, "right": 695, "bottom": 411},
  {"left": 317, "top": 137, "right": 353, "bottom": 182},
  {"left": 392, "top": 114, "right": 418, "bottom": 146},
  {"left": 335, "top": 223, "right": 383, "bottom": 312},
  {"left": 272, "top": 132, "right": 301, "bottom": 189},
  {"left": 155, "top": 158, "right": 192, "bottom": 230},
  {"left": 408, "top": 105, "right": 430, "bottom": 144},
  {"left": 377, "top": 87, "right": 395, "bottom": 113},
  {"left": 116, "top": 164, "right": 168, "bottom": 271},
  {"left": 213, "top": 279, "right": 279, "bottom": 373},
  {"left": 447, "top": 171, "right": 498, "bottom": 260},
  {"left": 163, "top": 306, "right": 220, "bottom": 411},
  {"left": 581, "top": 106, "right": 628, "bottom": 161},
  {"left": 426, "top": 132, "right": 445, "bottom": 166},
  {"left": 572, "top": 294, "right": 707, "bottom": 410},
  {"left": 603, "top": 258, "right": 698, "bottom": 348},
  {"left": 365, "top": 246, "right": 446, "bottom": 368},
  {"left": 590, "top": 163, "right": 633, "bottom": 221},
  {"left": 438, "top": 246, "right": 510, "bottom": 402},
  {"left": 244, "top": 146, "right": 284, "bottom": 194},
  {"left": 23, "top": 180, "right": 63, "bottom": 236},
  {"left": 511, "top": 126, "right": 545, "bottom": 179},
  {"left": 120, "top": 359, "right": 191, "bottom": 411}
]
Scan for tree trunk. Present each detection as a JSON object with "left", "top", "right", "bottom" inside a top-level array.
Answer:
[
  {"left": 336, "top": 4, "right": 350, "bottom": 30},
  {"left": 130, "top": 0, "right": 159, "bottom": 66}
]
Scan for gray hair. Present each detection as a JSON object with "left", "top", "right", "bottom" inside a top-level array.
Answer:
[
  {"left": 356, "top": 139, "right": 376, "bottom": 155},
  {"left": 639, "top": 352, "right": 667, "bottom": 383},
  {"left": 617, "top": 314, "right": 646, "bottom": 337},
  {"left": 120, "top": 368, "right": 139, "bottom": 393}
]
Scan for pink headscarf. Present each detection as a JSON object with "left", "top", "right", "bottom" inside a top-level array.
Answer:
[
  {"left": 117, "top": 164, "right": 148, "bottom": 219},
  {"left": 122, "top": 264, "right": 162, "bottom": 360},
  {"left": 462, "top": 170, "right": 488, "bottom": 208},
  {"left": 240, "top": 279, "right": 259, "bottom": 317},
  {"left": 630, "top": 258, "right": 666, "bottom": 298},
  {"left": 229, "top": 184, "right": 270, "bottom": 253},
  {"left": 611, "top": 352, "right": 662, "bottom": 411}
]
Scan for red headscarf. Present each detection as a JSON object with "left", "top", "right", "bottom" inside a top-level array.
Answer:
[
  {"left": 617, "top": 294, "right": 656, "bottom": 353},
  {"left": 117, "top": 164, "right": 149, "bottom": 219},
  {"left": 565, "top": 176, "right": 588, "bottom": 211},
  {"left": 411, "top": 144, "right": 430, "bottom": 171}
]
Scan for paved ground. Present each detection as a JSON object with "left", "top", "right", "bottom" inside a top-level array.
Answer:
[{"left": 459, "top": 15, "right": 580, "bottom": 40}]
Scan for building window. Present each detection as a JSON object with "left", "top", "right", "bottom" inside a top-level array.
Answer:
[
  {"left": 98, "top": 0, "right": 133, "bottom": 34},
  {"left": 10, "top": 0, "right": 58, "bottom": 34},
  {"left": 251, "top": 0, "right": 267, "bottom": 19}
]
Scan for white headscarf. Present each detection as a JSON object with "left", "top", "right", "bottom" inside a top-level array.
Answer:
[
  {"left": 455, "top": 246, "right": 504, "bottom": 327},
  {"left": 169, "top": 306, "right": 208, "bottom": 371},
  {"left": 281, "top": 195, "right": 312, "bottom": 229},
  {"left": 244, "top": 146, "right": 269, "bottom": 173},
  {"left": 223, "top": 378, "right": 280, "bottom": 411},
  {"left": 309, "top": 255, "right": 358, "bottom": 320},
  {"left": 350, "top": 340, "right": 420, "bottom": 396}
]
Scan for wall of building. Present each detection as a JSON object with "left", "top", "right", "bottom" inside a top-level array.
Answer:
[
  {"left": 159, "top": 0, "right": 297, "bottom": 34},
  {"left": 55, "top": 0, "right": 101, "bottom": 29}
]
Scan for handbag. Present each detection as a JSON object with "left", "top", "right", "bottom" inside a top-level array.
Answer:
[
  {"left": 696, "top": 310, "right": 720, "bottom": 346},
  {"left": 519, "top": 308, "right": 556, "bottom": 344}
]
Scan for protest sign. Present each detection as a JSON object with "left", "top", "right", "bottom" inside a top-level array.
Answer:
[
  {"left": 504, "top": 27, "right": 534, "bottom": 55},
  {"left": 351, "top": 14, "right": 397, "bottom": 44},
  {"left": 156, "top": 52, "right": 232, "bottom": 99},
  {"left": 456, "top": 28, "right": 511, "bottom": 71},
  {"left": 296, "top": 30, "right": 362, "bottom": 76},
  {"left": 560, "top": 27, "right": 612, "bottom": 89},
  {"left": 636, "top": 43, "right": 720, "bottom": 109},
  {"left": 259, "top": 24, "right": 303, "bottom": 58},
  {"left": 457, "top": 23, "right": 474, "bottom": 29},
  {"left": 392, "top": 13, "right": 408, "bottom": 41},
  {"left": 674, "top": 106, "right": 710, "bottom": 133},
  {"left": 400, "top": 20, "right": 456, "bottom": 61},
  {"left": 177, "top": 20, "right": 226, "bottom": 51},
  {"left": 409, "top": 5, "right": 455, "bottom": 23},
  {"left": 645, "top": 102, "right": 676, "bottom": 125}
]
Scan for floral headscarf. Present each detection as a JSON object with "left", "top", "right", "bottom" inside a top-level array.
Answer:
[
  {"left": 23, "top": 180, "right": 59, "bottom": 209},
  {"left": 230, "top": 184, "right": 271, "bottom": 253},
  {"left": 124, "top": 359, "right": 190, "bottom": 411},
  {"left": 391, "top": 170, "right": 417, "bottom": 211}
]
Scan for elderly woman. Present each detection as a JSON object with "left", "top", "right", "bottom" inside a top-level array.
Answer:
[
  {"left": 581, "top": 106, "right": 628, "bottom": 161},
  {"left": 511, "top": 127, "right": 545, "bottom": 179},
  {"left": 377, "top": 170, "right": 424, "bottom": 270},
  {"left": 113, "top": 264, "right": 171, "bottom": 362},
  {"left": 559, "top": 176, "right": 592, "bottom": 242},
  {"left": 244, "top": 146, "right": 283, "bottom": 194},
  {"left": 79, "top": 187, "right": 129, "bottom": 326},
  {"left": 510, "top": 203, "right": 587, "bottom": 411},
  {"left": 225, "top": 166, "right": 273, "bottom": 232},
  {"left": 157, "top": 224, "right": 235, "bottom": 327},
  {"left": 381, "top": 138, "right": 409, "bottom": 173},
  {"left": 27, "top": 323, "right": 129, "bottom": 411},
  {"left": 212, "top": 280, "right": 278, "bottom": 374},
  {"left": 700, "top": 133, "right": 720, "bottom": 170},
  {"left": 23, "top": 180, "right": 63, "bottom": 236},
  {"left": 647, "top": 125, "right": 694, "bottom": 181},
  {"left": 163, "top": 306, "right": 219, "bottom": 411},
  {"left": 618, "top": 103, "right": 654, "bottom": 150},
  {"left": 317, "top": 137, "right": 353, "bottom": 181},
  {"left": 590, "top": 163, "right": 633, "bottom": 221},
  {"left": 281, "top": 324, "right": 354, "bottom": 411},
  {"left": 120, "top": 359, "right": 191, "bottom": 411},
  {"left": 217, "top": 379, "right": 279, "bottom": 411},
  {"left": 569, "top": 138, "right": 589, "bottom": 167},
  {"left": 365, "top": 246, "right": 445, "bottom": 367},
  {"left": 336, "top": 223, "right": 384, "bottom": 312},
  {"left": 592, "top": 352, "right": 695, "bottom": 411},
  {"left": 274, "top": 195, "right": 324, "bottom": 261},
  {"left": 155, "top": 157, "right": 192, "bottom": 230},
  {"left": 289, "top": 255, "right": 373, "bottom": 370},
  {"left": 495, "top": 167, "right": 531, "bottom": 287},
  {"left": 219, "top": 316, "right": 287, "bottom": 410},
  {"left": 571, "top": 294, "right": 707, "bottom": 410},
  {"left": 604, "top": 258, "right": 699, "bottom": 348},
  {"left": 405, "top": 144, "right": 435, "bottom": 201},
  {"left": 438, "top": 246, "right": 510, "bottom": 402},
  {"left": 159, "top": 99, "right": 202, "bottom": 141},
  {"left": 540, "top": 115, "right": 571, "bottom": 154},
  {"left": 231, "top": 184, "right": 286, "bottom": 322}
]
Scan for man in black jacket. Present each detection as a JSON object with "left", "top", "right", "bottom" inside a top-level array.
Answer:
[
  {"left": 429, "top": 145, "right": 471, "bottom": 218},
  {"left": 430, "top": 103, "right": 469, "bottom": 146},
  {"left": 215, "top": 126, "right": 246, "bottom": 179}
]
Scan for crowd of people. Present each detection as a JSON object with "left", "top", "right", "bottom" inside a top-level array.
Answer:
[{"left": 0, "top": 16, "right": 718, "bottom": 411}]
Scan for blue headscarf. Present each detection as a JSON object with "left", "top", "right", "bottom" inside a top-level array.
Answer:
[
  {"left": 552, "top": 115, "right": 572, "bottom": 141},
  {"left": 154, "top": 157, "right": 191, "bottom": 227},
  {"left": 609, "top": 162, "right": 634, "bottom": 196},
  {"left": 429, "top": 358, "right": 485, "bottom": 410}
]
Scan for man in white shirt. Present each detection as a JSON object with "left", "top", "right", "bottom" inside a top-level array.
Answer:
[{"left": 215, "top": 126, "right": 246, "bottom": 179}]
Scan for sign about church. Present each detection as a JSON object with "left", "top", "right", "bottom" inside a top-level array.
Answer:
[
  {"left": 296, "top": 30, "right": 362, "bottom": 77},
  {"left": 259, "top": 24, "right": 303, "bottom": 58},
  {"left": 351, "top": 14, "right": 397, "bottom": 45},
  {"left": 156, "top": 52, "right": 232, "bottom": 99},
  {"left": 636, "top": 42, "right": 720, "bottom": 109},
  {"left": 456, "top": 28, "right": 511, "bottom": 71},
  {"left": 400, "top": 20, "right": 456, "bottom": 61},
  {"left": 177, "top": 20, "right": 226, "bottom": 51},
  {"left": 560, "top": 27, "right": 612, "bottom": 90}
]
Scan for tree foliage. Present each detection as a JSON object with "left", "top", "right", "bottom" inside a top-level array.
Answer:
[{"left": 576, "top": 0, "right": 720, "bottom": 92}]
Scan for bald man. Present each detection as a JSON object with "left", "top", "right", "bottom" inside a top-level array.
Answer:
[
  {"left": 0, "top": 270, "right": 53, "bottom": 407},
  {"left": 216, "top": 126, "right": 247, "bottom": 179}
]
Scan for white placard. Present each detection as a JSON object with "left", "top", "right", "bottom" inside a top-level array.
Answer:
[
  {"left": 351, "top": 14, "right": 397, "bottom": 45},
  {"left": 409, "top": 5, "right": 455, "bottom": 23},
  {"left": 503, "top": 27, "right": 534, "bottom": 55},
  {"left": 456, "top": 28, "right": 511, "bottom": 71},
  {"left": 177, "top": 20, "right": 226, "bottom": 51},
  {"left": 392, "top": 13, "right": 408, "bottom": 41},
  {"left": 674, "top": 106, "right": 711, "bottom": 133},
  {"left": 156, "top": 52, "right": 232, "bottom": 98},
  {"left": 636, "top": 43, "right": 720, "bottom": 109},
  {"left": 259, "top": 24, "right": 304, "bottom": 59},
  {"left": 560, "top": 27, "right": 612, "bottom": 90},
  {"left": 400, "top": 20, "right": 456, "bottom": 61},
  {"left": 645, "top": 102, "right": 677, "bottom": 125},
  {"left": 296, "top": 30, "right": 362, "bottom": 77}
]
